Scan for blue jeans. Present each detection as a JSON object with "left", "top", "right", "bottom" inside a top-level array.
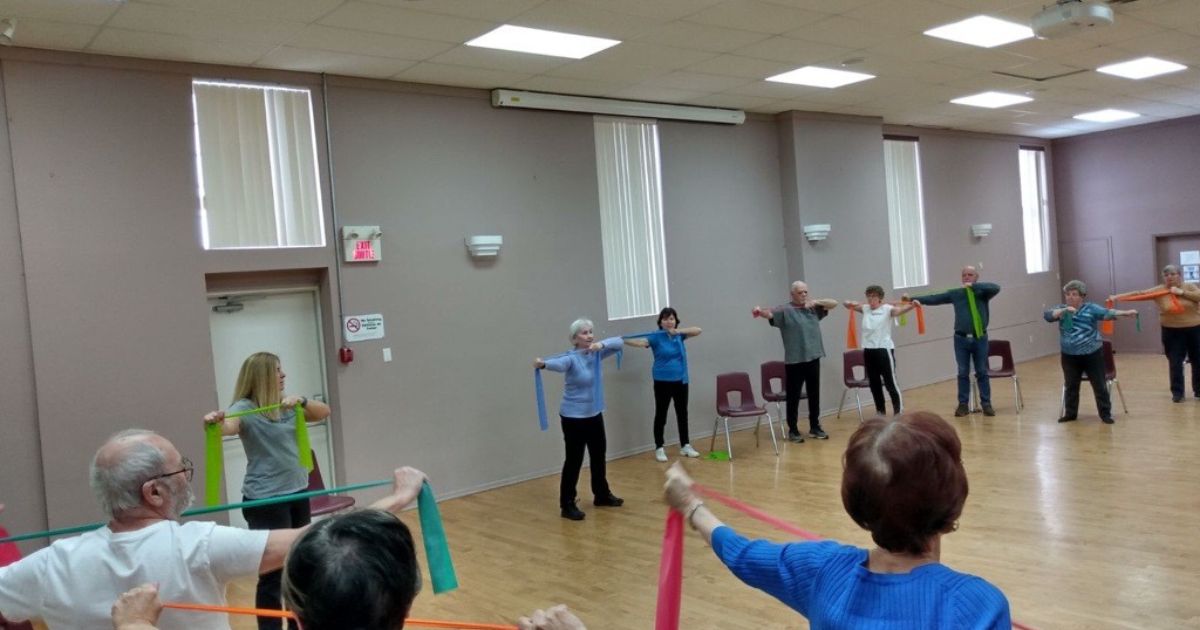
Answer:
[{"left": 953, "top": 334, "right": 990, "bottom": 405}]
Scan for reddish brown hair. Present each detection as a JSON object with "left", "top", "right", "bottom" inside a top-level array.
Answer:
[{"left": 841, "top": 411, "right": 968, "bottom": 555}]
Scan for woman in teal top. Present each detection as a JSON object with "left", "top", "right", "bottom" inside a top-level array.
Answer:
[
  {"left": 203, "top": 352, "right": 331, "bottom": 630},
  {"left": 624, "top": 307, "right": 702, "bottom": 462}
]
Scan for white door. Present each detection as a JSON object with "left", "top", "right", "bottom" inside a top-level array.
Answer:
[{"left": 208, "top": 289, "right": 334, "bottom": 528}]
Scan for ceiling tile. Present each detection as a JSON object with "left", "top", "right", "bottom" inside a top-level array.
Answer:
[
  {"left": 655, "top": 71, "right": 755, "bottom": 92},
  {"left": 510, "top": 0, "right": 663, "bottom": 39},
  {"left": 5, "top": 18, "right": 98, "bottom": 51},
  {"left": 544, "top": 59, "right": 667, "bottom": 83},
  {"left": 843, "top": 0, "right": 974, "bottom": 33},
  {"left": 634, "top": 21, "right": 770, "bottom": 54},
  {"left": 134, "top": 0, "right": 345, "bottom": 24},
  {"left": 107, "top": 3, "right": 306, "bottom": 45},
  {"left": 364, "top": 0, "right": 546, "bottom": 22},
  {"left": 685, "top": 92, "right": 785, "bottom": 110},
  {"left": 568, "top": 0, "right": 727, "bottom": 22},
  {"left": 255, "top": 46, "right": 418, "bottom": 78},
  {"left": 782, "top": 16, "right": 902, "bottom": 49},
  {"left": 585, "top": 42, "right": 716, "bottom": 72},
  {"left": 732, "top": 36, "right": 854, "bottom": 65},
  {"left": 1052, "top": 44, "right": 1142, "bottom": 69},
  {"left": 514, "top": 74, "right": 630, "bottom": 96},
  {"left": 1123, "top": 0, "right": 1200, "bottom": 31},
  {"left": 685, "top": 0, "right": 830, "bottom": 35},
  {"left": 428, "top": 45, "right": 572, "bottom": 74},
  {"left": 319, "top": 2, "right": 495, "bottom": 42},
  {"left": 610, "top": 84, "right": 709, "bottom": 103},
  {"left": 683, "top": 54, "right": 795, "bottom": 78},
  {"left": 393, "top": 62, "right": 533, "bottom": 88},
  {"left": 285, "top": 25, "right": 455, "bottom": 60},
  {"left": 936, "top": 48, "right": 1037, "bottom": 73},
  {"left": 88, "top": 28, "right": 274, "bottom": 66},
  {"left": 863, "top": 34, "right": 973, "bottom": 64},
  {"left": 0, "top": 0, "right": 119, "bottom": 25},
  {"left": 757, "top": 0, "right": 877, "bottom": 14}
]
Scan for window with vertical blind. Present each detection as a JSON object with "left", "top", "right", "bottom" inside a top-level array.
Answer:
[
  {"left": 883, "top": 137, "right": 929, "bottom": 289},
  {"left": 192, "top": 80, "right": 325, "bottom": 249},
  {"left": 593, "top": 117, "right": 669, "bottom": 320},
  {"left": 1019, "top": 147, "right": 1051, "bottom": 274}
]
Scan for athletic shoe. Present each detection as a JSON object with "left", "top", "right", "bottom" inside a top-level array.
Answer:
[
  {"left": 809, "top": 427, "right": 829, "bottom": 440},
  {"left": 1057, "top": 415, "right": 1077, "bottom": 423},
  {"left": 680, "top": 444, "right": 700, "bottom": 458},
  {"left": 1172, "top": 395, "right": 1183, "bottom": 403},
  {"left": 593, "top": 494, "right": 624, "bottom": 507},
  {"left": 561, "top": 503, "right": 585, "bottom": 521},
  {"left": 787, "top": 430, "right": 805, "bottom": 443},
  {"left": 1101, "top": 417, "right": 1115, "bottom": 425},
  {"left": 654, "top": 448, "right": 668, "bottom": 462},
  {"left": 954, "top": 404, "right": 969, "bottom": 417}
]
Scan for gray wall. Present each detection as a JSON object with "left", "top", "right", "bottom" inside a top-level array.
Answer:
[
  {"left": 1053, "top": 116, "right": 1200, "bottom": 352},
  {"left": 0, "top": 48, "right": 1066, "bottom": 541}
]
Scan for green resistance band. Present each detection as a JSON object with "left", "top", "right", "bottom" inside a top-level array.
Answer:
[
  {"left": 963, "top": 286, "right": 984, "bottom": 337},
  {"left": 205, "top": 402, "right": 315, "bottom": 507},
  {"left": 418, "top": 481, "right": 458, "bottom": 594}
]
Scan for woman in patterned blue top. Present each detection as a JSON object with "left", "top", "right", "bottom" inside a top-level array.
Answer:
[
  {"left": 623, "top": 307, "right": 702, "bottom": 463},
  {"left": 664, "top": 411, "right": 1012, "bottom": 629},
  {"left": 1044, "top": 280, "right": 1136, "bottom": 424}
]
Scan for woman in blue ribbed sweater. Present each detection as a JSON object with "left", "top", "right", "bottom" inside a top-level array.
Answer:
[
  {"left": 535, "top": 318, "right": 625, "bottom": 522},
  {"left": 664, "top": 411, "right": 1011, "bottom": 629}
]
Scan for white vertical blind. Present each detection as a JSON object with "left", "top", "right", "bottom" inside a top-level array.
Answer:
[
  {"left": 193, "top": 81, "right": 325, "bottom": 249},
  {"left": 594, "top": 117, "right": 669, "bottom": 320},
  {"left": 883, "top": 139, "right": 929, "bottom": 289},
  {"left": 1019, "top": 148, "right": 1050, "bottom": 274}
]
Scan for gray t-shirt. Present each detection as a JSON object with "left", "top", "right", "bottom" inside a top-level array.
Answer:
[
  {"left": 770, "top": 304, "right": 829, "bottom": 364},
  {"left": 231, "top": 398, "right": 308, "bottom": 500}
]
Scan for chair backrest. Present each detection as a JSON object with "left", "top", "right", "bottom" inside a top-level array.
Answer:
[
  {"left": 1101, "top": 340, "right": 1117, "bottom": 380},
  {"left": 843, "top": 349, "right": 867, "bottom": 386},
  {"left": 987, "top": 339, "right": 1016, "bottom": 374},
  {"left": 306, "top": 450, "right": 326, "bottom": 492},
  {"left": 760, "top": 361, "right": 786, "bottom": 398},
  {"left": 716, "top": 372, "right": 757, "bottom": 413}
]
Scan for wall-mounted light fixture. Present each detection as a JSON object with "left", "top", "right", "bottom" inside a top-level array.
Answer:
[
  {"left": 466, "top": 235, "right": 503, "bottom": 258},
  {"left": 803, "top": 224, "right": 831, "bottom": 242},
  {"left": 971, "top": 223, "right": 993, "bottom": 239},
  {"left": 0, "top": 18, "right": 16, "bottom": 46}
]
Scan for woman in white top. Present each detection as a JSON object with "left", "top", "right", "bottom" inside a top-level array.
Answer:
[{"left": 843, "top": 285, "right": 919, "bottom": 416}]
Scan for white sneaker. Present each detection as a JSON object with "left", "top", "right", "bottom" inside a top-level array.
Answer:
[
  {"left": 654, "top": 447, "right": 668, "bottom": 462},
  {"left": 680, "top": 444, "right": 700, "bottom": 458}
]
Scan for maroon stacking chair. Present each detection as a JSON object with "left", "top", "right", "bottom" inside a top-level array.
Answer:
[
  {"left": 761, "top": 361, "right": 803, "bottom": 443},
  {"left": 1059, "top": 340, "right": 1127, "bottom": 417},
  {"left": 306, "top": 450, "right": 355, "bottom": 516},
  {"left": 971, "top": 340, "right": 1023, "bottom": 412},
  {"left": 836, "top": 349, "right": 870, "bottom": 422},
  {"left": 711, "top": 372, "right": 778, "bottom": 459}
]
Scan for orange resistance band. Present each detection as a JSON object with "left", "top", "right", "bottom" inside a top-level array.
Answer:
[
  {"left": 162, "top": 602, "right": 519, "bottom": 630},
  {"left": 846, "top": 309, "right": 858, "bottom": 350},
  {"left": 1105, "top": 290, "right": 1185, "bottom": 335}
]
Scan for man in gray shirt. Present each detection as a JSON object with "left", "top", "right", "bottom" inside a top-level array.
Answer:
[{"left": 754, "top": 281, "right": 840, "bottom": 442}]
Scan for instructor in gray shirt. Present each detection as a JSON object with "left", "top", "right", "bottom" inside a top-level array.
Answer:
[{"left": 754, "top": 281, "right": 839, "bottom": 442}]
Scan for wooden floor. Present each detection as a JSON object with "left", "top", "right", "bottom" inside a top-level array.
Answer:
[{"left": 226, "top": 353, "right": 1200, "bottom": 629}]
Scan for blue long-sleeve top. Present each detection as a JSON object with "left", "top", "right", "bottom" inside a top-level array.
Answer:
[
  {"left": 918, "top": 283, "right": 1001, "bottom": 336},
  {"left": 1043, "top": 302, "right": 1117, "bottom": 355},
  {"left": 541, "top": 337, "right": 623, "bottom": 418},
  {"left": 711, "top": 526, "right": 1011, "bottom": 630},
  {"left": 647, "top": 331, "right": 689, "bottom": 383}
]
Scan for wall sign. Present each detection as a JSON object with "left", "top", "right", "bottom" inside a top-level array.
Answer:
[{"left": 343, "top": 314, "right": 385, "bottom": 342}]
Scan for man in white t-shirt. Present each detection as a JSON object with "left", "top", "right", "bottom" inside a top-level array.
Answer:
[
  {"left": 0, "top": 429, "right": 424, "bottom": 630},
  {"left": 844, "top": 285, "right": 919, "bottom": 416}
]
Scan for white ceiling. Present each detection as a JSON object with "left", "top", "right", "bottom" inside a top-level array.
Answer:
[{"left": 3, "top": 0, "right": 1200, "bottom": 138}]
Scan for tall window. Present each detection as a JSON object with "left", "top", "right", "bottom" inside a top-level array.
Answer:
[
  {"left": 883, "top": 137, "right": 929, "bottom": 289},
  {"left": 594, "top": 117, "right": 669, "bottom": 320},
  {"left": 192, "top": 80, "right": 325, "bottom": 249},
  {"left": 1019, "top": 147, "right": 1050, "bottom": 274}
]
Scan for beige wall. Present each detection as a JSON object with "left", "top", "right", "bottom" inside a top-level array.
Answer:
[{"left": 1, "top": 49, "right": 1065, "bottom": 543}]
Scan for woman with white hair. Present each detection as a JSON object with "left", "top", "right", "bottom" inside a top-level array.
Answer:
[
  {"left": 1045, "top": 280, "right": 1136, "bottom": 424},
  {"left": 1110, "top": 265, "right": 1200, "bottom": 402},
  {"left": 534, "top": 319, "right": 625, "bottom": 521}
]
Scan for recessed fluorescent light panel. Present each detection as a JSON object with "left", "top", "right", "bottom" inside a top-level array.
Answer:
[
  {"left": 1096, "top": 56, "right": 1187, "bottom": 80},
  {"left": 923, "top": 16, "right": 1034, "bottom": 48},
  {"left": 950, "top": 91, "right": 1033, "bottom": 108},
  {"left": 466, "top": 25, "right": 619, "bottom": 59},
  {"left": 766, "top": 66, "right": 875, "bottom": 88},
  {"left": 1074, "top": 108, "right": 1140, "bottom": 123}
]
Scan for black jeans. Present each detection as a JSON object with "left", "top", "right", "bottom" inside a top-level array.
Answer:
[
  {"left": 560, "top": 414, "right": 612, "bottom": 508},
  {"left": 243, "top": 492, "right": 311, "bottom": 630},
  {"left": 784, "top": 359, "right": 821, "bottom": 433},
  {"left": 652, "top": 380, "right": 690, "bottom": 448},
  {"left": 1061, "top": 349, "right": 1111, "bottom": 419},
  {"left": 1162, "top": 325, "right": 1200, "bottom": 398},
  {"left": 863, "top": 348, "right": 901, "bottom": 415}
]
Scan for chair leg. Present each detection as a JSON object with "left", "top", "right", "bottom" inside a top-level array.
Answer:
[
  {"left": 855, "top": 389, "right": 863, "bottom": 423},
  {"left": 837, "top": 389, "right": 847, "bottom": 418},
  {"left": 1013, "top": 377, "right": 1023, "bottom": 411},
  {"left": 724, "top": 417, "right": 733, "bottom": 460},
  {"left": 764, "top": 414, "right": 779, "bottom": 456},
  {"left": 1059, "top": 385, "right": 1065, "bottom": 418},
  {"left": 754, "top": 415, "right": 762, "bottom": 448},
  {"left": 774, "top": 402, "right": 786, "bottom": 441},
  {"left": 1112, "top": 379, "right": 1128, "bottom": 414},
  {"left": 710, "top": 417, "right": 719, "bottom": 452}
]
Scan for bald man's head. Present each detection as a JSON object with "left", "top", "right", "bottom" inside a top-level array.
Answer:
[
  {"left": 90, "top": 430, "right": 192, "bottom": 519},
  {"left": 961, "top": 266, "right": 979, "bottom": 284}
]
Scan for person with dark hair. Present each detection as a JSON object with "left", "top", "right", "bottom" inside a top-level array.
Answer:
[
  {"left": 843, "top": 286, "right": 919, "bottom": 416},
  {"left": 1046, "top": 280, "right": 1136, "bottom": 424},
  {"left": 663, "top": 411, "right": 1010, "bottom": 628},
  {"left": 911, "top": 266, "right": 1001, "bottom": 417},
  {"left": 753, "top": 281, "right": 840, "bottom": 442},
  {"left": 624, "top": 307, "right": 702, "bottom": 462},
  {"left": 534, "top": 318, "right": 625, "bottom": 521},
  {"left": 1110, "top": 265, "right": 1200, "bottom": 402}
]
